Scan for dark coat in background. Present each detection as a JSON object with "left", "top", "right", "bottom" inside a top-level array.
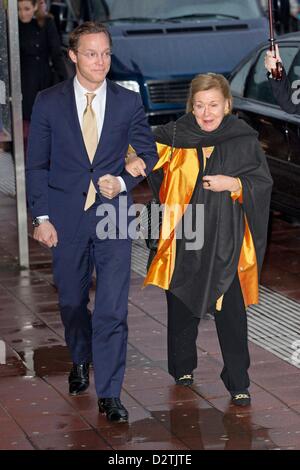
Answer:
[
  {"left": 19, "top": 16, "right": 67, "bottom": 120},
  {"left": 269, "top": 68, "right": 300, "bottom": 114}
]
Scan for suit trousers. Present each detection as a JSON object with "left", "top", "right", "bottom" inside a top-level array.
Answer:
[
  {"left": 52, "top": 201, "right": 132, "bottom": 398},
  {"left": 166, "top": 274, "right": 250, "bottom": 393}
]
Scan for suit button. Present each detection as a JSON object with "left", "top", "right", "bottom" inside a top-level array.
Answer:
[
  {"left": 90, "top": 168, "right": 94, "bottom": 173},
  {"left": 82, "top": 192, "right": 87, "bottom": 197}
]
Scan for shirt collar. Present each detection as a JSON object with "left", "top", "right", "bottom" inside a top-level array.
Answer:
[{"left": 74, "top": 76, "right": 107, "bottom": 99}]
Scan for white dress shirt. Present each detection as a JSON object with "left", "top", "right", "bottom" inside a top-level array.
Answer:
[{"left": 74, "top": 76, "right": 126, "bottom": 193}]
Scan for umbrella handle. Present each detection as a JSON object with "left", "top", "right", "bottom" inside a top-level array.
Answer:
[{"left": 268, "top": 0, "right": 283, "bottom": 80}]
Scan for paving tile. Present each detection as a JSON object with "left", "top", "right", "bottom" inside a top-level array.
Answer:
[
  {"left": 250, "top": 360, "right": 299, "bottom": 377},
  {"left": 0, "top": 437, "right": 35, "bottom": 450},
  {"left": 260, "top": 269, "right": 300, "bottom": 293},
  {"left": 249, "top": 408, "right": 300, "bottom": 428},
  {"left": 97, "top": 418, "right": 188, "bottom": 450},
  {"left": 269, "top": 385, "right": 300, "bottom": 407},
  {"left": 268, "top": 425, "right": 300, "bottom": 448},
  {"left": 13, "top": 412, "right": 91, "bottom": 436},
  {"left": 291, "top": 404, "right": 300, "bottom": 414},
  {"left": 1, "top": 194, "right": 300, "bottom": 450},
  {"left": 0, "top": 343, "right": 27, "bottom": 377},
  {"left": 123, "top": 366, "right": 172, "bottom": 391},
  {"left": 128, "top": 386, "right": 200, "bottom": 407},
  {"left": 31, "top": 429, "right": 111, "bottom": 450},
  {"left": 113, "top": 439, "right": 189, "bottom": 451},
  {"left": 248, "top": 343, "right": 290, "bottom": 364}
]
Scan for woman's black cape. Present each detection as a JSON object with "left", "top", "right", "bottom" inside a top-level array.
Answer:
[{"left": 150, "top": 113, "right": 273, "bottom": 317}]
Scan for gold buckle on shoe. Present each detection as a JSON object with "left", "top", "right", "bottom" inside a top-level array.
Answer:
[
  {"left": 179, "top": 374, "right": 192, "bottom": 380},
  {"left": 233, "top": 394, "right": 249, "bottom": 400}
]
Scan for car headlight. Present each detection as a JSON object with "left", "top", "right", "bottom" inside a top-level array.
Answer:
[{"left": 115, "top": 80, "right": 140, "bottom": 93}]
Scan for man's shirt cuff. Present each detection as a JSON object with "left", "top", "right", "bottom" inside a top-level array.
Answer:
[{"left": 117, "top": 176, "right": 127, "bottom": 193}]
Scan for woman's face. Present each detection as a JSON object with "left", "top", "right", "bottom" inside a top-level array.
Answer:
[
  {"left": 193, "top": 88, "right": 230, "bottom": 132},
  {"left": 37, "top": 0, "right": 47, "bottom": 14},
  {"left": 18, "top": 1, "right": 36, "bottom": 23}
]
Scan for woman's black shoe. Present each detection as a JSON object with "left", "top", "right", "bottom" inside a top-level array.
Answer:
[
  {"left": 98, "top": 397, "right": 129, "bottom": 423},
  {"left": 175, "top": 373, "right": 194, "bottom": 386},
  {"left": 68, "top": 362, "right": 90, "bottom": 395},
  {"left": 231, "top": 392, "right": 251, "bottom": 407}
]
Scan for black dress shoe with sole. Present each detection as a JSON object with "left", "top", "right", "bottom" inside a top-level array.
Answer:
[
  {"left": 98, "top": 397, "right": 129, "bottom": 423},
  {"left": 175, "top": 373, "right": 194, "bottom": 386},
  {"left": 68, "top": 362, "right": 90, "bottom": 395},
  {"left": 231, "top": 392, "right": 251, "bottom": 407}
]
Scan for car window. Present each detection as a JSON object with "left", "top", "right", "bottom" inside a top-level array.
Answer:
[
  {"left": 287, "top": 48, "right": 300, "bottom": 83},
  {"left": 245, "top": 47, "right": 299, "bottom": 105},
  {"left": 230, "top": 59, "right": 253, "bottom": 96}
]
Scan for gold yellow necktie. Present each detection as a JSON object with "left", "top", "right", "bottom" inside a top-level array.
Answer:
[{"left": 83, "top": 93, "right": 98, "bottom": 211}]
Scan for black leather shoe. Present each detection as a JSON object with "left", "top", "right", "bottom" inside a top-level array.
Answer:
[
  {"left": 175, "top": 373, "right": 194, "bottom": 386},
  {"left": 231, "top": 392, "right": 251, "bottom": 407},
  {"left": 98, "top": 397, "right": 129, "bottom": 423},
  {"left": 68, "top": 362, "right": 90, "bottom": 395}
]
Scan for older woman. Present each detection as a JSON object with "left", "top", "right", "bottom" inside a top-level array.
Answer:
[{"left": 126, "top": 73, "right": 273, "bottom": 406}]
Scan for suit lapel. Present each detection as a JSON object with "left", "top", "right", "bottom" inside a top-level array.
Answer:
[
  {"left": 60, "top": 78, "right": 119, "bottom": 165},
  {"left": 93, "top": 80, "right": 119, "bottom": 164},
  {"left": 60, "top": 79, "right": 90, "bottom": 166}
]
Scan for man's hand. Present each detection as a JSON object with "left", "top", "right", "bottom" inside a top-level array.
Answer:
[
  {"left": 33, "top": 221, "right": 58, "bottom": 248},
  {"left": 265, "top": 44, "right": 282, "bottom": 73},
  {"left": 203, "top": 175, "right": 240, "bottom": 192},
  {"left": 125, "top": 155, "right": 147, "bottom": 177},
  {"left": 98, "top": 174, "right": 121, "bottom": 199}
]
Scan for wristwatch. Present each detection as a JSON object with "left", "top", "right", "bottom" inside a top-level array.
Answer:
[{"left": 32, "top": 216, "right": 49, "bottom": 227}]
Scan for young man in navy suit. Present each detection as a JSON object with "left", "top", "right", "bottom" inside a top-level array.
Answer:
[{"left": 26, "top": 22, "right": 158, "bottom": 422}]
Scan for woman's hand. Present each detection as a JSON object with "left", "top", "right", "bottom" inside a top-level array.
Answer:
[
  {"left": 125, "top": 155, "right": 147, "bottom": 177},
  {"left": 203, "top": 175, "right": 240, "bottom": 192}
]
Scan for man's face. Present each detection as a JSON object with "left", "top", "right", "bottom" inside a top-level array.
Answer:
[{"left": 69, "top": 33, "right": 112, "bottom": 90}]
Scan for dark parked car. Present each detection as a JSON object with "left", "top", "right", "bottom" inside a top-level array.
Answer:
[
  {"left": 229, "top": 32, "right": 300, "bottom": 220},
  {"left": 52, "top": 0, "right": 268, "bottom": 126}
]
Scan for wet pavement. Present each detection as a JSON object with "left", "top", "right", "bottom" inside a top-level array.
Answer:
[{"left": 0, "top": 187, "right": 300, "bottom": 451}]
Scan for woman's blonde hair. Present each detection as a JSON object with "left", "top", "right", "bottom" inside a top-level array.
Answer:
[{"left": 186, "top": 73, "right": 233, "bottom": 113}]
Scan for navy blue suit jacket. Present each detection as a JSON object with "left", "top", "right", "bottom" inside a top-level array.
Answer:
[{"left": 26, "top": 78, "right": 158, "bottom": 241}]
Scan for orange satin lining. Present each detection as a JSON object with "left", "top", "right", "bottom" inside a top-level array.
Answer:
[
  {"left": 144, "top": 144, "right": 259, "bottom": 309},
  {"left": 216, "top": 216, "right": 258, "bottom": 311},
  {"left": 231, "top": 177, "right": 243, "bottom": 203},
  {"left": 144, "top": 143, "right": 199, "bottom": 289},
  {"left": 230, "top": 181, "right": 258, "bottom": 308},
  {"left": 237, "top": 216, "right": 259, "bottom": 307}
]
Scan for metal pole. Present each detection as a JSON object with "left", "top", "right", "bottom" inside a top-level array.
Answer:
[{"left": 7, "top": 0, "right": 29, "bottom": 268}]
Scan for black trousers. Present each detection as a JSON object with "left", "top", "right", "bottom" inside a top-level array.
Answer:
[{"left": 166, "top": 274, "right": 250, "bottom": 393}]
